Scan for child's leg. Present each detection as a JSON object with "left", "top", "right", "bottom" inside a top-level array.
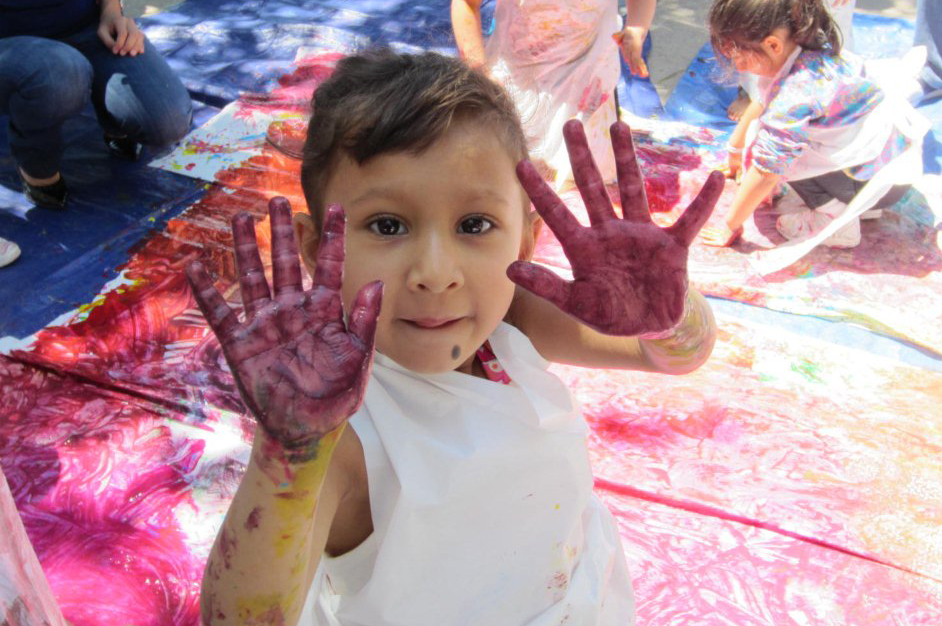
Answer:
[{"left": 777, "top": 172, "right": 908, "bottom": 247}]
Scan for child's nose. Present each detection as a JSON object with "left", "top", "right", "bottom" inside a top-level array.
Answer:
[{"left": 406, "top": 235, "right": 463, "bottom": 293}]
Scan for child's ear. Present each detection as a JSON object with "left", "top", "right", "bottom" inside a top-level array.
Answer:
[
  {"left": 518, "top": 210, "right": 544, "bottom": 261},
  {"left": 763, "top": 28, "right": 789, "bottom": 56},
  {"left": 293, "top": 211, "right": 321, "bottom": 275}
]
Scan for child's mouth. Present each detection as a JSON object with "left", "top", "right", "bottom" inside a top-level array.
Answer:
[{"left": 406, "top": 318, "right": 462, "bottom": 330}]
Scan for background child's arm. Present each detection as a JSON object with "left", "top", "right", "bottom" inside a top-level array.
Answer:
[
  {"left": 451, "top": 0, "right": 486, "bottom": 69},
  {"left": 726, "top": 99, "right": 764, "bottom": 179},
  {"left": 185, "top": 198, "right": 382, "bottom": 625},
  {"left": 508, "top": 120, "right": 723, "bottom": 375},
  {"left": 700, "top": 100, "right": 773, "bottom": 247},
  {"left": 613, "top": 0, "right": 657, "bottom": 78}
]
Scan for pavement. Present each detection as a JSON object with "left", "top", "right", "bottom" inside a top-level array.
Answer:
[{"left": 124, "top": 0, "right": 918, "bottom": 108}]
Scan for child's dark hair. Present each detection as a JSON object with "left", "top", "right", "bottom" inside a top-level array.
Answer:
[
  {"left": 301, "top": 49, "right": 528, "bottom": 218},
  {"left": 709, "top": 0, "right": 842, "bottom": 63}
]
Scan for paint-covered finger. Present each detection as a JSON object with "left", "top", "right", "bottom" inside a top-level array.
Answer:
[
  {"left": 185, "top": 260, "right": 240, "bottom": 338},
  {"left": 667, "top": 171, "right": 726, "bottom": 246},
  {"left": 348, "top": 280, "right": 383, "bottom": 351},
  {"left": 268, "top": 197, "right": 303, "bottom": 297},
  {"left": 506, "top": 261, "right": 572, "bottom": 313},
  {"left": 314, "top": 204, "right": 345, "bottom": 291},
  {"left": 516, "top": 160, "right": 583, "bottom": 254},
  {"left": 563, "top": 119, "right": 616, "bottom": 226},
  {"left": 611, "top": 121, "right": 652, "bottom": 223},
  {"left": 232, "top": 212, "right": 272, "bottom": 319}
]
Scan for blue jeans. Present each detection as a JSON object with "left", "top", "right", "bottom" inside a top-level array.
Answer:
[
  {"left": 0, "top": 22, "right": 192, "bottom": 179},
  {"left": 916, "top": 0, "right": 942, "bottom": 92}
]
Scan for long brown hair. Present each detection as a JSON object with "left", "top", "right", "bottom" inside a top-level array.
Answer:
[{"left": 709, "top": 0, "right": 842, "bottom": 62}]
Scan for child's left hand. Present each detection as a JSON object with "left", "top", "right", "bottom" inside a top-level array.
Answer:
[{"left": 508, "top": 120, "right": 724, "bottom": 337}]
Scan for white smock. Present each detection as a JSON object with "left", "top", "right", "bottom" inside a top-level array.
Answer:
[
  {"left": 745, "top": 46, "right": 930, "bottom": 273},
  {"left": 485, "top": 0, "right": 621, "bottom": 189},
  {"left": 300, "top": 322, "right": 635, "bottom": 626}
]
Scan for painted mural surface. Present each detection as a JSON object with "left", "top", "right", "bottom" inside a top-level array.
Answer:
[{"left": 2, "top": 53, "right": 941, "bottom": 625}]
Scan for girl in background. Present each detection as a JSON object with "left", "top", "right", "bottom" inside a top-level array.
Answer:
[{"left": 700, "top": 0, "right": 922, "bottom": 250}]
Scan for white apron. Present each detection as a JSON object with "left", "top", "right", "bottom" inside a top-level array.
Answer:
[
  {"left": 485, "top": 0, "right": 622, "bottom": 189},
  {"left": 746, "top": 46, "right": 930, "bottom": 273},
  {"left": 300, "top": 323, "right": 635, "bottom": 626}
]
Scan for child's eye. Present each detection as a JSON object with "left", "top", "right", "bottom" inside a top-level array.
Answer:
[
  {"left": 368, "top": 217, "right": 408, "bottom": 236},
  {"left": 458, "top": 216, "right": 493, "bottom": 235}
]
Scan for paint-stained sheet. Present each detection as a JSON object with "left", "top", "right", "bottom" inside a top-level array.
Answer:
[{"left": 3, "top": 52, "right": 941, "bottom": 626}]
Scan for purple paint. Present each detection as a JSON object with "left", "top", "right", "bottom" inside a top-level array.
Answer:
[
  {"left": 185, "top": 198, "right": 384, "bottom": 460},
  {"left": 508, "top": 120, "right": 724, "bottom": 336},
  {"left": 245, "top": 506, "right": 262, "bottom": 531}
]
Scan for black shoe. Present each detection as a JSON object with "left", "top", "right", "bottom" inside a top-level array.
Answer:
[
  {"left": 104, "top": 134, "right": 143, "bottom": 161},
  {"left": 18, "top": 169, "right": 68, "bottom": 210}
]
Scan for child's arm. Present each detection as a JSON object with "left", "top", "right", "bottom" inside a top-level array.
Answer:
[
  {"left": 513, "top": 286, "right": 716, "bottom": 374},
  {"left": 700, "top": 100, "right": 776, "bottom": 247},
  {"left": 726, "top": 99, "right": 764, "bottom": 180},
  {"left": 451, "top": 0, "right": 487, "bottom": 69},
  {"left": 199, "top": 427, "right": 348, "bottom": 626},
  {"left": 508, "top": 120, "right": 723, "bottom": 375},
  {"left": 612, "top": 0, "right": 657, "bottom": 78},
  {"left": 186, "top": 198, "right": 382, "bottom": 625}
]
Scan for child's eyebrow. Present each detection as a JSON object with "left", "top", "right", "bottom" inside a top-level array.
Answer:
[
  {"left": 456, "top": 187, "right": 514, "bottom": 208},
  {"left": 347, "top": 185, "right": 409, "bottom": 206},
  {"left": 348, "top": 186, "right": 511, "bottom": 208}
]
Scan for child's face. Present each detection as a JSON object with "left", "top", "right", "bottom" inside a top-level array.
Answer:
[
  {"left": 727, "top": 28, "right": 793, "bottom": 78},
  {"left": 311, "top": 119, "right": 533, "bottom": 375}
]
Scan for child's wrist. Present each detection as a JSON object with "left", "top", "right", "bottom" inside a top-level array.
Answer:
[
  {"left": 639, "top": 290, "right": 715, "bottom": 358},
  {"left": 725, "top": 141, "right": 743, "bottom": 155},
  {"left": 639, "top": 290, "right": 694, "bottom": 341},
  {"left": 251, "top": 425, "right": 344, "bottom": 491}
]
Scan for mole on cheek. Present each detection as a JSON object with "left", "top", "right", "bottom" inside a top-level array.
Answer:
[{"left": 451, "top": 345, "right": 460, "bottom": 359}]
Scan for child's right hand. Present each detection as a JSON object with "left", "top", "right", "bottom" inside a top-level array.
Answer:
[{"left": 185, "top": 198, "right": 383, "bottom": 458}]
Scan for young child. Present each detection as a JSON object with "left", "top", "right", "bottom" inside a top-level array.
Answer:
[
  {"left": 700, "top": 0, "right": 917, "bottom": 249},
  {"left": 726, "top": 0, "right": 855, "bottom": 121},
  {"left": 451, "top": 0, "right": 657, "bottom": 189},
  {"left": 187, "top": 50, "right": 723, "bottom": 626}
]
